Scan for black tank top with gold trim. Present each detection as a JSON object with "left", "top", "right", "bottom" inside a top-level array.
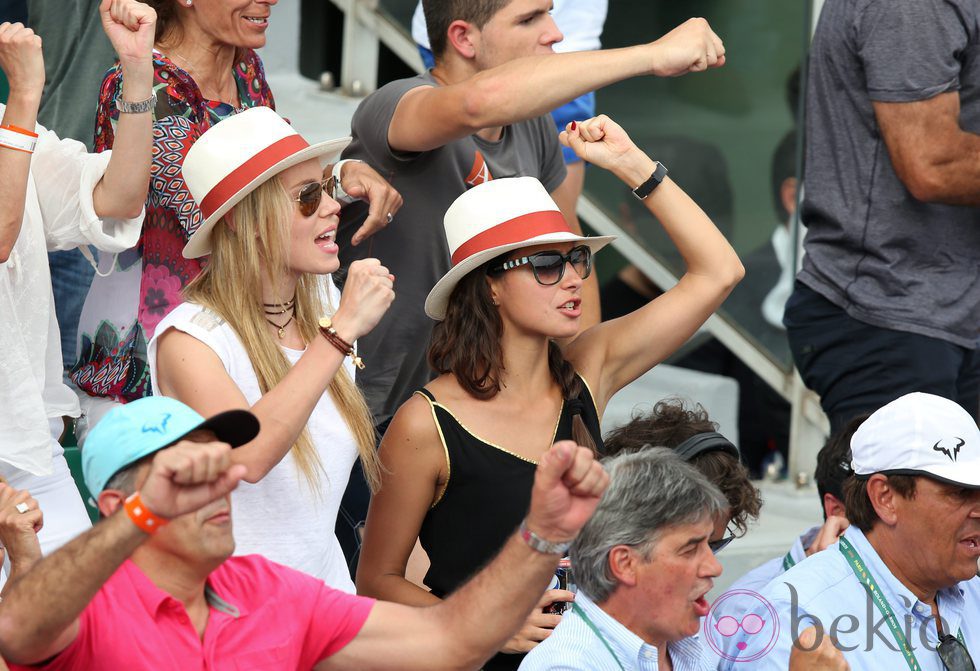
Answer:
[{"left": 415, "top": 375, "right": 603, "bottom": 671}]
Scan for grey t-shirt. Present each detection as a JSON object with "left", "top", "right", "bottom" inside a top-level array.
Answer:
[
  {"left": 799, "top": 0, "right": 980, "bottom": 348},
  {"left": 338, "top": 72, "right": 567, "bottom": 425}
]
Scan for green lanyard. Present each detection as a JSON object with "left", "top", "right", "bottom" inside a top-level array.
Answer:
[
  {"left": 782, "top": 551, "right": 797, "bottom": 571},
  {"left": 839, "top": 536, "right": 966, "bottom": 671},
  {"left": 571, "top": 602, "right": 628, "bottom": 671}
]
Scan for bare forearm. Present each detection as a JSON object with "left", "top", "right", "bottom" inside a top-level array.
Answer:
[
  {"left": 232, "top": 336, "right": 349, "bottom": 482},
  {"left": 0, "top": 511, "right": 145, "bottom": 663},
  {"left": 462, "top": 47, "right": 651, "bottom": 131},
  {"left": 0, "top": 90, "right": 40, "bottom": 261},
  {"left": 92, "top": 61, "right": 153, "bottom": 219},
  {"left": 358, "top": 573, "right": 441, "bottom": 608},
  {"left": 908, "top": 133, "right": 980, "bottom": 205},
  {"left": 430, "top": 535, "right": 558, "bottom": 669}
]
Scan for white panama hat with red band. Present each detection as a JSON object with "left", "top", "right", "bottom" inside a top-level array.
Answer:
[
  {"left": 424, "top": 176, "right": 615, "bottom": 321},
  {"left": 181, "top": 106, "right": 351, "bottom": 259}
]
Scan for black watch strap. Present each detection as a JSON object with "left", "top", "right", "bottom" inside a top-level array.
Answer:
[{"left": 632, "top": 161, "right": 668, "bottom": 200}]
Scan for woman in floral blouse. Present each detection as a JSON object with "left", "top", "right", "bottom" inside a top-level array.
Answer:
[
  {"left": 71, "top": 0, "right": 400, "bottom": 436},
  {"left": 71, "top": 1, "right": 277, "bottom": 424}
]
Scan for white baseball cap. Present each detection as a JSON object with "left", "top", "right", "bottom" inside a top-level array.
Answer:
[{"left": 850, "top": 392, "right": 980, "bottom": 487}]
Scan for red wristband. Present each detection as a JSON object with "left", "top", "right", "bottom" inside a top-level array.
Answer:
[{"left": 124, "top": 492, "right": 169, "bottom": 534}]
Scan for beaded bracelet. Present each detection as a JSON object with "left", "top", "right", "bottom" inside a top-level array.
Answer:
[{"left": 318, "top": 317, "right": 365, "bottom": 369}]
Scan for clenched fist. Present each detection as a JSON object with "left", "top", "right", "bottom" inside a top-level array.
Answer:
[{"left": 0, "top": 22, "right": 44, "bottom": 99}]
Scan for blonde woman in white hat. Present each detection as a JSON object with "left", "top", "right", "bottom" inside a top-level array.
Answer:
[
  {"left": 358, "top": 114, "right": 745, "bottom": 668},
  {"left": 146, "top": 107, "right": 394, "bottom": 592}
]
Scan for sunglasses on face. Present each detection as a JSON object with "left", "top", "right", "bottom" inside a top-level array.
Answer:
[
  {"left": 292, "top": 176, "right": 337, "bottom": 217},
  {"left": 488, "top": 245, "right": 593, "bottom": 286},
  {"left": 708, "top": 525, "right": 737, "bottom": 554},
  {"left": 939, "top": 634, "right": 976, "bottom": 671}
]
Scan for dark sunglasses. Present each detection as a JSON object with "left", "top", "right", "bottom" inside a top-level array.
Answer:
[
  {"left": 708, "top": 525, "right": 737, "bottom": 554},
  {"left": 292, "top": 176, "right": 337, "bottom": 217},
  {"left": 488, "top": 245, "right": 593, "bottom": 286},
  {"left": 939, "top": 634, "right": 976, "bottom": 671}
]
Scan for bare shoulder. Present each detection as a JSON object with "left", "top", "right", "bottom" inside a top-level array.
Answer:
[{"left": 381, "top": 391, "right": 444, "bottom": 467}]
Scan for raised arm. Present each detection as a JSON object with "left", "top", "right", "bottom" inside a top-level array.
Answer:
[
  {"left": 154, "top": 260, "right": 394, "bottom": 483},
  {"left": 0, "top": 441, "right": 245, "bottom": 665},
  {"left": 322, "top": 441, "right": 609, "bottom": 671},
  {"left": 873, "top": 93, "right": 980, "bottom": 206},
  {"left": 90, "top": 0, "right": 156, "bottom": 220},
  {"left": 563, "top": 116, "right": 744, "bottom": 413},
  {"left": 388, "top": 18, "right": 725, "bottom": 153},
  {"left": 0, "top": 22, "right": 44, "bottom": 262}
]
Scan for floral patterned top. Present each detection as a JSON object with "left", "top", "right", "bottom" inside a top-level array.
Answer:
[{"left": 71, "top": 50, "right": 275, "bottom": 402}]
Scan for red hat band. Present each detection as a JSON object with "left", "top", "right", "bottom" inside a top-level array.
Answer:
[
  {"left": 450, "top": 210, "right": 570, "bottom": 266},
  {"left": 199, "top": 134, "right": 310, "bottom": 220}
]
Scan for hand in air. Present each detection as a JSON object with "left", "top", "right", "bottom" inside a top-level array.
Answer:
[
  {"left": 331, "top": 258, "right": 396, "bottom": 342},
  {"left": 100, "top": 0, "right": 156, "bottom": 68},
  {"left": 559, "top": 115, "right": 640, "bottom": 173},
  {"left": 0, "top": 22, "right": 45, "bottom": 98},
  {"left": 138, "top": 440, "right": 246, "bottom": 520},
  {"left": 525, "top": 441, "right": 609, "bottom": 547}
]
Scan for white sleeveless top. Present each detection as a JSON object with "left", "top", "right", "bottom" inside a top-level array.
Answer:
[{"left": 147, "top": 282, "right": 357, "bottom": 593}]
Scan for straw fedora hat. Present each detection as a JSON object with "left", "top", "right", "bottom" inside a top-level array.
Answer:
[
  {"left": 181, "top": 106, "right": 350, "bottom": 259},
  {"left": 424, "top": 177, "right": 615, "bottom": 320}
]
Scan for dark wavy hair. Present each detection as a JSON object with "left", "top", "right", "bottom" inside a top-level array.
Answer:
[
  {"left": 604, "top": 399, "right": 763, "bottom": 535},
  {"left": 427, "top": 262, "right": 597, "bottom": 453}
]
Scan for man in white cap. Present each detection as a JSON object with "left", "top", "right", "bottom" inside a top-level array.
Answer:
[
  {"left": 0, "top": 397, "right": 610, "bottom": 671},
  {"left": 719, "top": 392, "right": 980, "bottom": 671}
]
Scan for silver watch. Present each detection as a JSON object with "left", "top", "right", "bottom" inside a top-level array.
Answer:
[
  {"left": 331, "top": 159, "right": 363, "bottom": 205},
  {"left": 115, "top": 92, "right": 157, "bottom": 115},
  {"left": 519, "top": 520, "right": 573, "bottom": 556}
]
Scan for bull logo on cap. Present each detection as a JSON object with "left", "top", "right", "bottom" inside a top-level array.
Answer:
[
  {"left": 142, "top": 413, "right": 172, "bottom": 436},
  {"left": 933, "top": 437, "right": 965, "bottom": 462}
]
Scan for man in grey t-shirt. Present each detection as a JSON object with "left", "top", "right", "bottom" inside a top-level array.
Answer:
[
  {"left": 786, "top": 0, "right": 980, "bottom": 431},
  {"left": 338, "top": 2, "right": 727, "bottom": 431}
]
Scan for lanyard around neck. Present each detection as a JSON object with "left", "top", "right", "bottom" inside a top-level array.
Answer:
[
  {"left": 838, "top": 536, "right": 965, "bottom": 671},
  {"left": 783, "top": 551, "right": 797, "bottom": 571},
  {"left": 571, "top": 602, "right": 628, "bottom": 671}
]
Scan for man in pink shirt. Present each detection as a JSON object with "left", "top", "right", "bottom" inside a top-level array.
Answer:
[{"left": 0, "top": 397, "right": 609, "bottom": 670}]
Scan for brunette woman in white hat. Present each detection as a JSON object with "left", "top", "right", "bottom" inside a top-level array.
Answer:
[
  {"left": 145, "top": 107, "right": 394, "bottom": 592},
  {"left": 357, "top": 114, "right": 744, "bottom": 669}
]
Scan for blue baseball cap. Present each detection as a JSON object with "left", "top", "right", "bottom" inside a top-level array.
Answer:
[{"left": 82, "top": 396, "right": 260, "bottom": 497}]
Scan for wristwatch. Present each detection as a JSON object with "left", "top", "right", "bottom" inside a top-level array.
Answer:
[
  {"left": 631, "top": 161, "right": 668, "bottom": 200},
  {"left": 331, "top": 159, "right": 363, "bottom": 205},
  {"left": 519, "top": 520, "right": 572, "bottom": 556},
  {"left": 115, "top": 92, "right": 158, "bottom": 115}
]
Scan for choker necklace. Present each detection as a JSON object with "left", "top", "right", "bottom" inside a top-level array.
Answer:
[
  {"left": 263, "top": 297, "right": 296, "bottom": 338},
  {"left": 265, "top": 314, "right": 294, "bottom": 339}
]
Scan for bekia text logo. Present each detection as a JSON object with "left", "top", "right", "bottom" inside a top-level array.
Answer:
[{"left": 703, "top": 590, "right": 779, "bottom": 662}]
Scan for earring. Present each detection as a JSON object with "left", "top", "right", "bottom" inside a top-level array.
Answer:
[{"left": 185, "top": 0, "right": 192, "bottom": 5}]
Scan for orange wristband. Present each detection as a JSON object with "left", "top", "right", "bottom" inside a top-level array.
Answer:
[{"left": 124, "top": 492, "right": 169, "bottom": 534}]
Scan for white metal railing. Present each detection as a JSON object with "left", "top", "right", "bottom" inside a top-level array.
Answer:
[{"left": 324, "top": 0, "right": 831, "bottom": 474}]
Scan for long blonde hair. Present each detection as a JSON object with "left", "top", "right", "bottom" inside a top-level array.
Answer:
[{"left": 184, "top": 176, "right": 382, "bottom": 493}]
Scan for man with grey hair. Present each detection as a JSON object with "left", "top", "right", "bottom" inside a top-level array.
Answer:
[{"left": 519, "top": 448, "right": 727, "bottom": 670}]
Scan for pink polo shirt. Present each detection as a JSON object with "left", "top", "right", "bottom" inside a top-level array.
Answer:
[{"left": 13, "top": 555, "right": 374, "bottom": 670}]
